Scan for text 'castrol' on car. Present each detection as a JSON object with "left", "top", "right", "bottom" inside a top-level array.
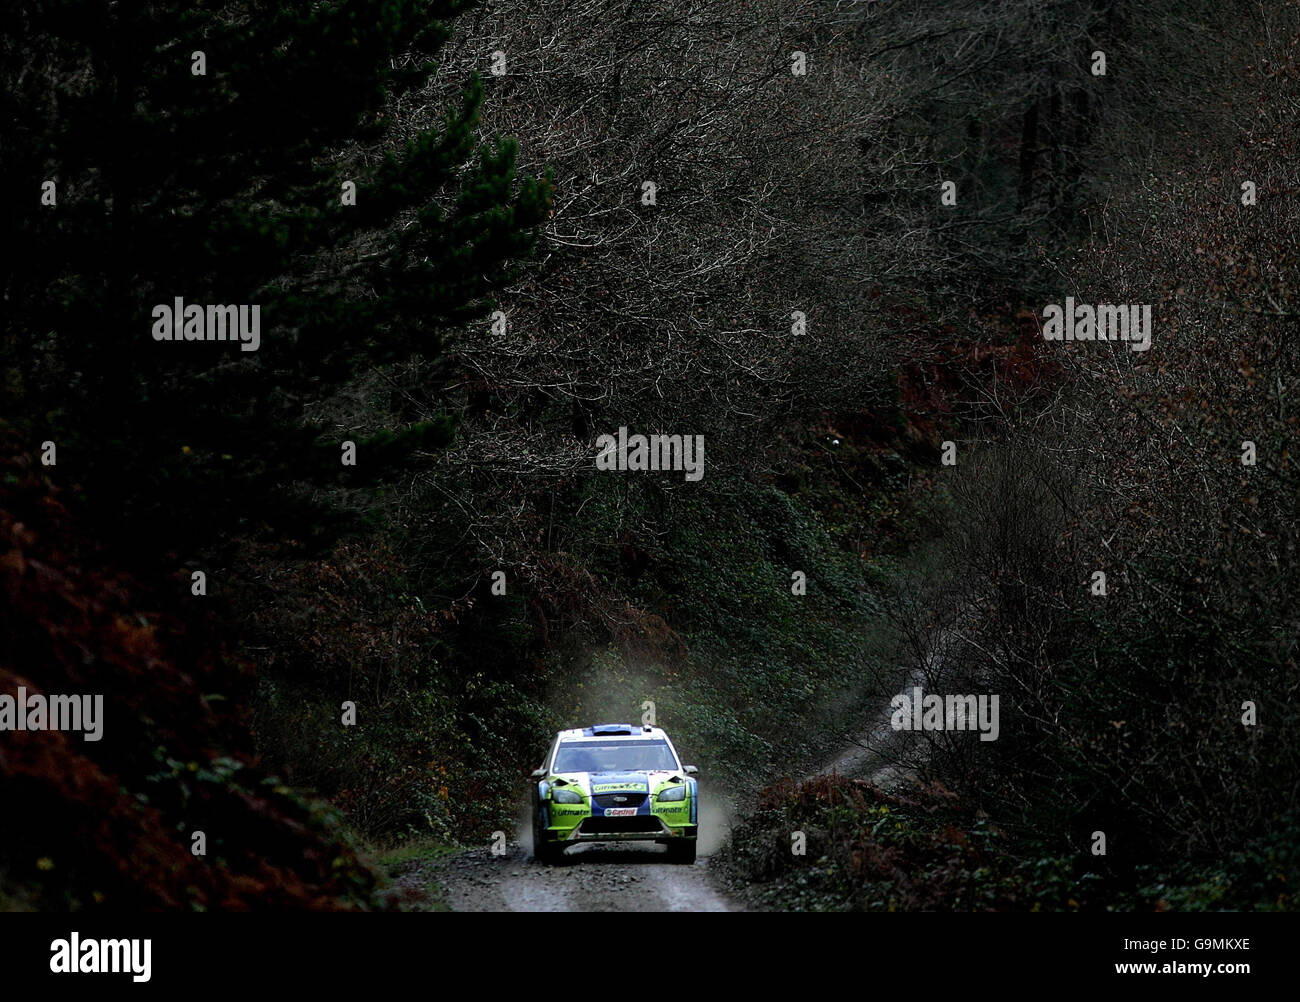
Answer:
[{"left": 529, "top": 724, "right": 699, "bottom": 864}]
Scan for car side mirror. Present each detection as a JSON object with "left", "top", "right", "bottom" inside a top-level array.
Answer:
[
  {"left": 683, "top": 765, "right": 698, "bottom": 775},
  {"left": 530, "top": 768, "right": 547, "bottom": 778}
]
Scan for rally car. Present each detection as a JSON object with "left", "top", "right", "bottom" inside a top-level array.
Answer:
[{"left": 530, "top": 724, "right": 699, "bottom": 864}]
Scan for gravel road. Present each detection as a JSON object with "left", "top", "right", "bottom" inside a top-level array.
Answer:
[{"left": 422, "top": 840, "right": 735, "bottom": 912}]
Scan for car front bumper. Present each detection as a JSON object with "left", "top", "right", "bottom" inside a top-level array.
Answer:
[{"left": 557, "top": 817, "right": 698, "bottom": 843}]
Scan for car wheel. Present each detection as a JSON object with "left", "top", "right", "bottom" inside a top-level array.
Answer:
[
  {"left": 666, "top": 839, "right": 697, "bottom": 865},
  {"left": 535, "top": 841, "right": 563, "bottom": 864},
  {"left": 532, "top": 809, "right": 562, "bottom": 864}
]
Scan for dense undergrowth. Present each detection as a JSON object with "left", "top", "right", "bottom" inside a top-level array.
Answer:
[
  {"left": 724, "top": 775, "right": 1298, "bottom": 912},
  {"left": 0, "top": 428, "right": 383, "bottom": 910}
]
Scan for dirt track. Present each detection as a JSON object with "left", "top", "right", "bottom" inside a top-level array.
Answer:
[{"left": 422, "top": 840, "right": 734, "bottom": 912}]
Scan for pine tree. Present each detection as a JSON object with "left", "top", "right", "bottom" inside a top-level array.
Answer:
[{"left": 3, "top": 0, "right": 552, "bottom": 553}]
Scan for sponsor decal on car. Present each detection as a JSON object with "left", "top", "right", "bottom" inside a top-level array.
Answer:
[
  {"left": 603, "top": 808, "right": 638, "bottom": 816},
  {"left": 592, "top": 783, "right": 647, "bottom": 793}
]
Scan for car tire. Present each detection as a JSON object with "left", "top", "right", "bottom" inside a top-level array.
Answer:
[
  {"left": 535, "top": 841, "right": 563, "bottom": 865},
  {"left": 666, "top": 839, "right": 697, "bottom": 865},
  {"left": 532, "top": 809, "right": 563, "bottom": 864}
]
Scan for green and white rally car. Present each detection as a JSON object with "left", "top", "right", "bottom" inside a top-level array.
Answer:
[{"left": 530, "top": 724, "right": 699, "bottom": 864}]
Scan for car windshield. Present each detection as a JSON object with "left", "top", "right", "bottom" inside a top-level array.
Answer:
[{"left": 553, "top": 739, "right": 679, "bottom": 774}]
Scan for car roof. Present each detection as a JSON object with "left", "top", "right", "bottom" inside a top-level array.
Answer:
[{"left": 556, "top": 723, "right": 669, "bottom": 741}]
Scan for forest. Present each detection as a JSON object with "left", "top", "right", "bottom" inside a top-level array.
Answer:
[{"left": 1, "top": 0, "right": 1297, "bottom": 915}]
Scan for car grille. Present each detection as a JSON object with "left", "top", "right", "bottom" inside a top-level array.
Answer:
[
  {"left": 582, "top": 816, "right": 661, "bottom": 834},
  {"left": 592, "top": 792, "right": 647, "bottom": 809}
]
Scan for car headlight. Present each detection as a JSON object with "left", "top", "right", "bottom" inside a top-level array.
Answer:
[
  {"left": 551, "top": 787, "right": 584, "bottom": 804},
  {"left": 656, "top": 785, "right": 687, "bottom": 802}
]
